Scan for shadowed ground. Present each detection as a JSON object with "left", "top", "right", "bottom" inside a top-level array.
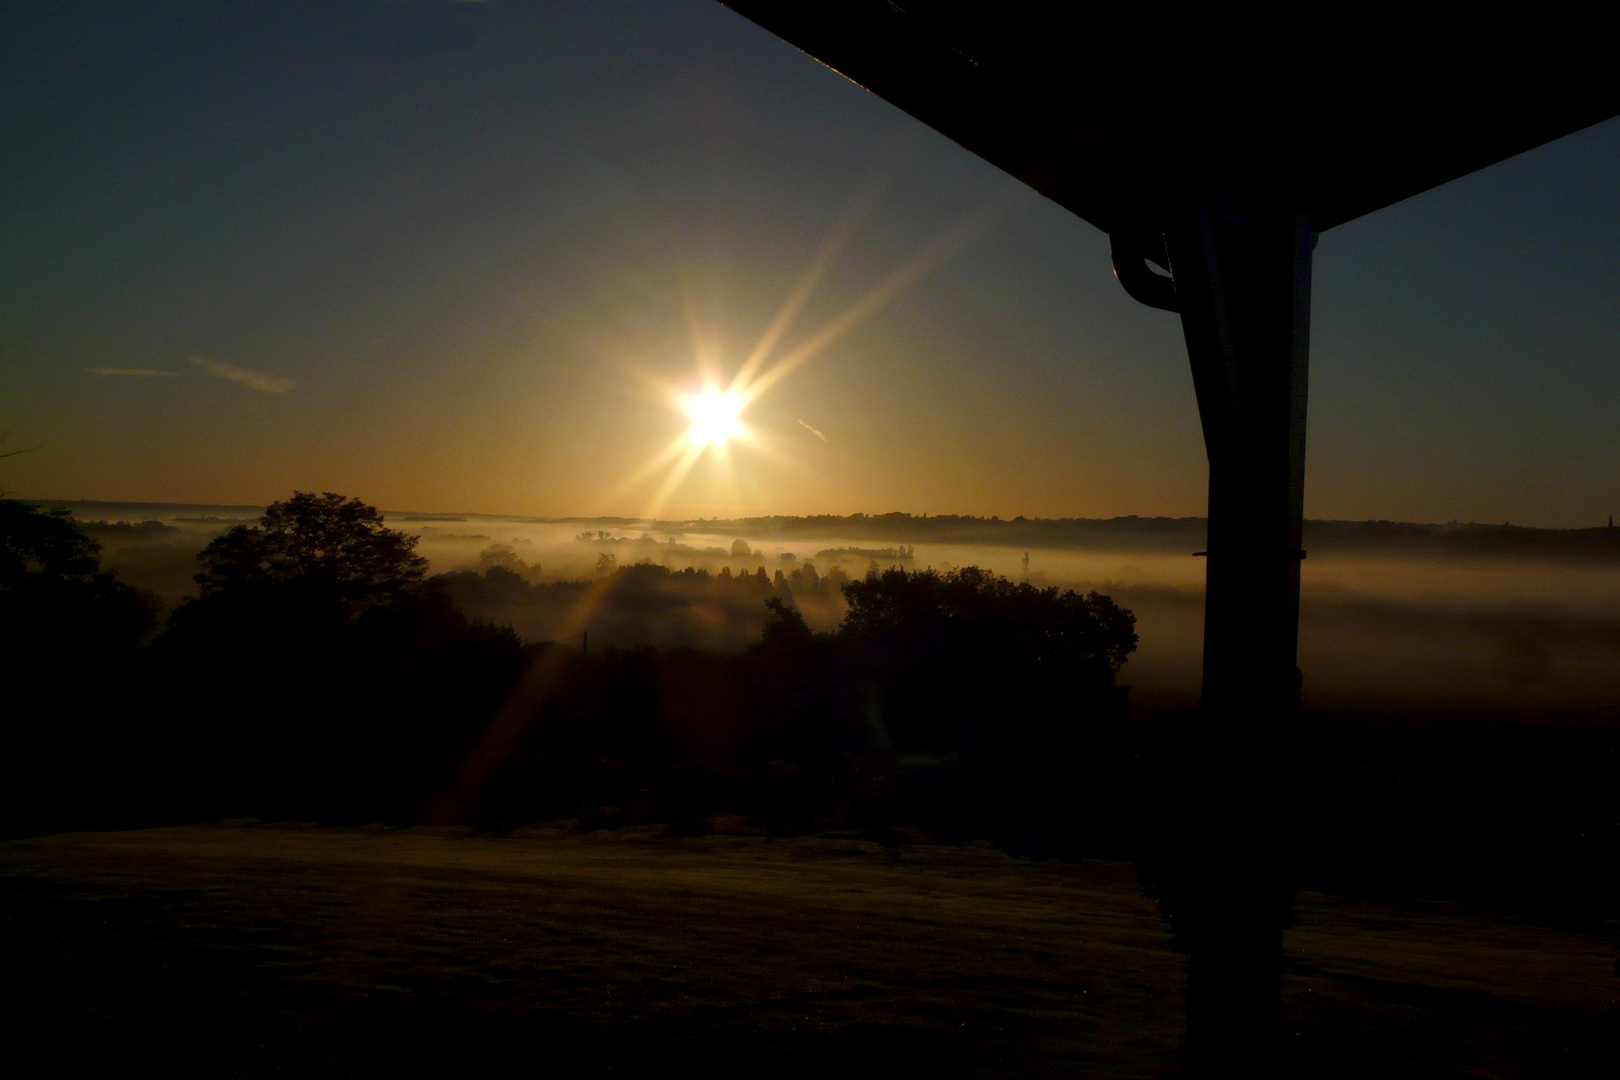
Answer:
[{"left": 2, "top": 825, "right": 1612, "bottom": 1077}]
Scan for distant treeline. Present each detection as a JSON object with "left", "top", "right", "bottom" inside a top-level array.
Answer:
[
  {"left": 643, "top": 513, "right": 1620, "bottom": 560},
  {"left": 35, "top": 500, "right": 1620, "bottom": 561},
  {"left": 78, "top": 519, "right": 179, "bottom": 540},
  {"left": 1304, "top": 518, "right": 1620, "bottom": 560},
  {"left": 815, "top": 545, "right": 915, "bottom": 564}
]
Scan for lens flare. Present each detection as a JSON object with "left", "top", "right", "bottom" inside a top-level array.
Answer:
[
  {"left": 684, "top": 389, "right": 744, "bottom": 447},
  {"left": 589, "top": 182, "right": 1018, "bottom": 521}
]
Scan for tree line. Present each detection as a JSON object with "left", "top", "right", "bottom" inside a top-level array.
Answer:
[{"left": 0, "top": 493, "right": 1137, "bottom": 847}]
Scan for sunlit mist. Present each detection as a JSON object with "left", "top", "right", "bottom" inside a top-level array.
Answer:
[{"left": 684, "top": 390, "right": 744, "bottom": 448}]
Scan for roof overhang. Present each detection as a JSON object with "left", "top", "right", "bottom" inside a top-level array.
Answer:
[{"left": 722, "top": 3, "right": 1619, "bottom": 251}]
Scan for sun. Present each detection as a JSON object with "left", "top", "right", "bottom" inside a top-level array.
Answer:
[{"left": 683, "top": 389, "right": 744, "bottom": 448}]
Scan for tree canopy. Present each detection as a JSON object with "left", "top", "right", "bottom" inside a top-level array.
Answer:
[
  {"left": 0, "top": 498, "right": 159, "bottom": 649},
  {"left": 194, "top": 491, "right": 427, "bottom": 608},
  {"left": 840, "top": 565, "right": 1138, "bottom": 675},
  {"left": 159, "top": 493, "right": 522, "bottom": 822},
  {"left": 833, "top": 566, "right": 1139, "bottom": 763},
  {"left": 0, "top": 498, "right": 102, "bottom": 586}
]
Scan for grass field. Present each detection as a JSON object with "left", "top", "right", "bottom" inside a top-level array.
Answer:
[{"left": 2, "top": 824, "right": 1613, "bottom": 1077}]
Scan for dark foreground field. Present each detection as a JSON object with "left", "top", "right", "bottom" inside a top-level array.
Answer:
[{"left": 2, "top": 825, "right": 1613, "bottom": 1078}]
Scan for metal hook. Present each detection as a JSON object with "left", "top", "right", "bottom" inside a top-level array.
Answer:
[{"left": 1110, "top": 232, "right": 1179, "bottom": 313}]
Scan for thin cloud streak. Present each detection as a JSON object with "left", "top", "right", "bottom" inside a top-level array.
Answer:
[
  {"left": 798, "top": 419, "right": 826, "bottom": 441},
  {"left": 189, "top": 357, "right": 297, "bottom": 394},
  {"left": 87, "top": 367, "right": 178, "bottom": 378}
]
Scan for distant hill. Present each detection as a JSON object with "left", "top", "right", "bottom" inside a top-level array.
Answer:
[
  {"left": 28, "top": 500, "right": 1620, "bottom": 561},
  {"left": 646, "top": 513, "right": 1620, "bottom": 561},
  {"left": 1302, "top": 519, "right": 1620, "bottom": 561}
]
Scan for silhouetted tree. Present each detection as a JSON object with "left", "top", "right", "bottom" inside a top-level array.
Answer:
[
  {"left": 841, "top": 565, "right": 1137, "bottom": 676},
  {"left": 479, "top": 543, "right": 537, "bottom": 579},
  {"left": 193, "top": 491, "right": 427, "bottom": 609},
  {"left": 162, "top": 493, "right": 426, "bottom": 722},
  {"left": 755, "top": 596, "right": 813, "bottom": 654},
  {"left": 0, "top": 498, "right": 160, "bottom": 655},
  {"left": 833, "top": 566, "right": 1137, "bottom": 846},
  {"left": 1, "top": 500, "right": 160, "bottom": 834},
  {"left": 1, "top": 498, "right": 98, "bottom": 581},
  {"left": 839, "top": 567, "right": 1135, "bottom": 753},
  {"left": 157, "top": 494, "right": 523, "bottom": 822}
]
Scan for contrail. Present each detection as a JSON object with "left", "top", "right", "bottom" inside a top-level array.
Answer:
[
  {"left": 798, "top": 419, "right": 826, "bottom": 441},
  {"left": 190, "top": 356, "right": 296, "bottom": 393}
]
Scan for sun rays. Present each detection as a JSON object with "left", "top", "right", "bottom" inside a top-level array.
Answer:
[{"left": 596, "top": 184, "right": 1022, "bottom": 523}]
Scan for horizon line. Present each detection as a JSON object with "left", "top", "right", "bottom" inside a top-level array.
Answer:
[{"left": 14, "top": 496, "right": 1617, "bottom": 535}]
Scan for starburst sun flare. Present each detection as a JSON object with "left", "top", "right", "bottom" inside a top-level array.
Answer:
[
  {"left": 683, "top": 389, "right": 745, "bottom": 447},
  {"left": 591, "top": 187, "right": 1013, "bottom": 522}
]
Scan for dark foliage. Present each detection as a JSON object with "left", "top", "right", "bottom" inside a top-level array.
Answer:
[
  {"left": 0, "top": 495, "right": 523, "bottom": 833},
  {"left": 193, "top": 491, "right": 428, "bottom": 607},
  {"left": 0, "top": 499, "right": 161, "bottom": 649},
  {"left": 2, "top": 498, "right": 100, "bottom": 581},
  {"left": 153, "top": 495, "right": 522, "bottom": 822},
  {"left": 476, "top": 566, "right": 1140, "bottom": 850},
  {"left": 840, "top": 566, "right": 1136, "bottom": 758},
  {"left": 1, "top": 500, "right": 161, "bottom": 834}
]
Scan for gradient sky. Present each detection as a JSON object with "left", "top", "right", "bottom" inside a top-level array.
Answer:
[{"left": 3, "top": 1, "right": 1616, "bottom": 526}]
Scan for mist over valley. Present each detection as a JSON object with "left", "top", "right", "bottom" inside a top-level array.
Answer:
[{"left": 60, "top": 501, "right": 1620, "bottom": 721}]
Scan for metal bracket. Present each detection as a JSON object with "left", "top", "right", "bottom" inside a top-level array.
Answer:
[{"left": 1110, "top": 232, "right": 1179, "bottom": 312}]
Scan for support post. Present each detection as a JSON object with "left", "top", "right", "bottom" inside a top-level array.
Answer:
[{"left": 1163, "top": 202, "right": 1317, "bottom": 1075}]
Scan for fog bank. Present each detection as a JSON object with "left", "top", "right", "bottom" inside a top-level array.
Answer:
[{"left": 58, "top": 502, "right": 1620, "bottom": 720}]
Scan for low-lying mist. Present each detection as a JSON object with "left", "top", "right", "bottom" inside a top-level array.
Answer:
[{"left": 65, "top": 502, "right": 1620, "bottom": 720}]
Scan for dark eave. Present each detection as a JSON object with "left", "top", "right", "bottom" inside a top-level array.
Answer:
[{"left": 721, "top": 2, "right": 1620, "bottom": 237}]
